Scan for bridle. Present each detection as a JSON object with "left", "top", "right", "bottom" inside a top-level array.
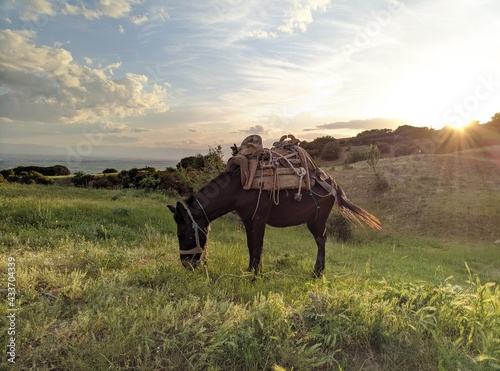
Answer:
[{"left": 179, "top": 199, "right": 211, "bottom": 261}]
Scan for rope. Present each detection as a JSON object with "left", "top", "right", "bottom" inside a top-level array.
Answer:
[{"left": 181, "top": 200, "right": 210, "bottom": 267}]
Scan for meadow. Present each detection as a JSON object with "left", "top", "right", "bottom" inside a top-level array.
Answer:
[{"left": 1, "top": 149, "right": 499, "bottom": 370}]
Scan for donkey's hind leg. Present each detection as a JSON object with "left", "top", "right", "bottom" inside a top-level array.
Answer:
[{"left": 307, "top": 219, "right": 328, "bottom": 277}]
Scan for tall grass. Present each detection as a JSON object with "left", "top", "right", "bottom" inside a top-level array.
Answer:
[{"left": 1, "top": 183, "right": 499, "bottom": 370}]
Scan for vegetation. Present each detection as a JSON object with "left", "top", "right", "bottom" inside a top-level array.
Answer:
[
  {"left": 0, "top": 115, "right": 499, "bottom": 369},
  {"left": 1, "top": 144, "right": 499, "bottom": 370},
  {"left": 0, "top": 165, "right": 70, "bottom": 177}
]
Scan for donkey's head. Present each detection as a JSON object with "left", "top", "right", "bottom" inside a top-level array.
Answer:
[{"left": 168, "top": 201, "right": 208, "bottom": 269}]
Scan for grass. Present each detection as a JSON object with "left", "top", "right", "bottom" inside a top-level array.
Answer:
[{"left": 1, "top": 152, "right": 500, "bottom": 370}]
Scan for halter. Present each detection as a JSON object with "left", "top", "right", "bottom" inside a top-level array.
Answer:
[{"left": 178, "top": 199, "right": 211, "bottom": 260}]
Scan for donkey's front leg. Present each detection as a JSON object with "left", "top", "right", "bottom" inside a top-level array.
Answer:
[{"left": 243, "top": 219, "right": 266, "bottom": 275}]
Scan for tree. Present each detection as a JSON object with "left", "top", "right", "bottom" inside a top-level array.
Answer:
[
  {"left": 320, "top": 141, "right": 341, "bottom": 161},
  {"left": 366, "top": 144, "right": 389, "bottom": 191},
  {"left": 301, "top": 136, "right": 336, "bottom": 158}
]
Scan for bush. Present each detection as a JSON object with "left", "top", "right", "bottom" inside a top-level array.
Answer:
[
  {"left": 320, "top": 141, "right": 341, "bottom": 161},
  {"left": 394, "top": 143, "right": 418, "bottom": 157},
  {"left": 157, "top": 171, "right": 193, "bottom": 196},
  {"left": 376, "top": 142, "right": 391, "bottom": 154},
  {"left": 103, "top": 168, "right": 118, "bottom": 174},
  {"left": 0, "top": 169, "right": 14, "bottom": 178},
  {"left": 0, "top": 173, "right": 4, "bottom": 183},
  {"left": 302, "top": 136, "right": 337, "bottom": 158},
  {"left": 72, "top": 172, "right": 95, "bottom": 188},
  {"left": 13, "top": 171, "right": 54, "bottom": 185},
  {"left": 12, "top": 165, "right": 70, "bottom": 176},
  {"left": 92, "top": 175, "right": 121, "bottom": 189},
  {"left": 119, "top": 167, "right": 157, "bottom": 189},
  {"left": 345, "top": 149, "right": 367, "bottom": 164},
  {"left": 326, "top": 211, "right": 354, "bottom": 242}
]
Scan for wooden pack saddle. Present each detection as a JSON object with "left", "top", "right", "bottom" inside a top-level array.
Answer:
[{"left": 227, "top": 134, "right": 332, "bottom": 201}]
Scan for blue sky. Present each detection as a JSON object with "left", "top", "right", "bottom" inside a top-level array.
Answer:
[{"left": 1, "top": 0, "right": 499, "bottom": 159}]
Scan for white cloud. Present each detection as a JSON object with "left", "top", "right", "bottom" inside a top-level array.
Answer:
[
  {"left": 151, "top": 8, "right": 169, "bottom": 22},
  {"left": 19, "top": 0, "right": 56, "bottom": 21},
  {"left": 83, "top": 57, "right": 94, "bottom": 65},
  {"left": 28, "top": 0, "right": 146, "bottom": 22},
  {"left": 118, "top": 25, "right": 125, "bottom": 33},
  {"left": 313, "top": 118, "right": 405, "bottom": 131},
  {"left": 129, "top": 15, "right": 148, "bottom": 25},
  {"left": 0, "top": 29, "right": 169, "bottom": 124},
  {"left": 278, "top": 0, "right": 331, "bottom": 34},
  {"left": 97, "top": 0, "right": 141, "bottom": 19},
  {"left": 240, "top": 124, "right": 268, "bottom": 134},
  {"left": 247, "top": 29, "right": 277, "bottom": 39},
  {"left": 133, "top": 127, "right": 152, "bottom": 133}
]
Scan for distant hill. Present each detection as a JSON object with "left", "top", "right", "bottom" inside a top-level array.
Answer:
[
  {"left": 328, "top": 146, "right": 500, "bottom": 244},
  {"left": 0, "top": 143, "right": 199, "bottom": 161},
  {"left": 302, "top": 120, "right": 500, "bottom": 163}
]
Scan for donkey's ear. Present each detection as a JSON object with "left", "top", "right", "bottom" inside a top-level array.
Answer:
[
  {"left": 175, "top": 201, "right": 190, "bottom": 223},
  {"left": 167, "top": 204, "right": 176, "bottom": 214}
]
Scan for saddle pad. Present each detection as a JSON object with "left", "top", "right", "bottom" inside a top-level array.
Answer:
[{"left": 250, "top": 172, "right": 316, "bottom": 191}]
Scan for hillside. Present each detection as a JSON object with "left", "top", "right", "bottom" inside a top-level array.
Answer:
[
  {"left": 1, "top": 149, "right": 499, "bottom": 370},
  {"left": 327, "top": 146, "right": 500, "bottom": 244}
]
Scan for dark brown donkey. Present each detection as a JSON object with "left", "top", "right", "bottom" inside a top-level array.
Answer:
[{"left": 168, "top": 168, "right": 380, "bottom": 277}]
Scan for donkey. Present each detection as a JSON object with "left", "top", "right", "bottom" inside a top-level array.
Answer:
[{"left": 168, "top": 165, "right": 380, "bottom": 277}]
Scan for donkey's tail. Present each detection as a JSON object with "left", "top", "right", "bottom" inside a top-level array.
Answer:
[{"left": 334, "top": 183, "right": 381, "bottom": 231}]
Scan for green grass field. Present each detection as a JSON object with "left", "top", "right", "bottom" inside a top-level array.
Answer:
[{"left": 1, "top": 149, "right": 499, "bottom": 370}]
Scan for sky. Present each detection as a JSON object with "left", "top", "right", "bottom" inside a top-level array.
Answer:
[{"left": 1, "top": 0, "right": 500, "bottom": 160}]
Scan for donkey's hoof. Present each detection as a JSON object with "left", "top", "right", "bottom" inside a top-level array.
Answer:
[{"left": 313, "top": 270, "right": 323, "bottom": 278}]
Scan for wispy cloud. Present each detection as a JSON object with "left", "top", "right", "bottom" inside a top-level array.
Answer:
[{"left": 308, "top": 118, "right": 406, "bottom": 131}]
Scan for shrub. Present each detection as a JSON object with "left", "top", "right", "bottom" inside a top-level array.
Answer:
[
  {"left": 345, "top": 149, "right": 367, "bottom": 164},
  {"left": 394, "top": 143, "right": 418, "bottom": 157},
  {"left": 320, "top": 141, "right": 341, "bottom": 161},
  {"left": 138, "top": 175, "right": 160, "bottom": 190},
  {"left": 92, "top": 175, "right": 121, "bottom": 189},
  {"left": 0, "top": 173, "right": 4, "bottom": 183},
  {"left": 12, "top": 165, "right": 70, "bottom": 176},
  {"left": 72, "top": 172, "right": 95, "bottom": 188},
  {"left": 157, "top": 171, "right": 193, "bottom": 196},
  {"left": 376, "top": 142, "right": 391, "bottom": 154},
  {"left": 326, "top": 211, "right": 354, "bottom": 242},
  {"left": 0, "top": 169, "right": 14, "bottom": 178},
  {"left": 103, "top": 168, "right": 118, "bottom": 174},
  {"left": 302, "top": 136, "right": 337, "bottom": 158},
  {"left": 15, "top": 171, "right": 54, "bottom": 185}
]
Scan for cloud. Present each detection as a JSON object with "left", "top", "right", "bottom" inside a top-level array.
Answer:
[
  {"left": 129, "top": 15, "right": 148, "bottom": 25},
  {"left": 19, "top": 0, "right": 56, "bottom": 21},
  {"left": 133, "top": 127, "right": 152, "bottom": 133},
  {"left": 104, "top": 135, "right": 143, "bottom": 144},
  {"left": 98, "top": 0, "right": 141, "bottom": 19},
  {"left": 312, "top": 118, "right": 405, "bottom": 131},
  {"left": 247, "top": 29, "right": 278, "bottom": 39},
  {"left": 0, "top": 29, "right": 169, "bottom": 124},
  {"left": 278, "top": 0, "right": 331, "bottom": 34},
  {"left": 240, "top": 124, "right": 267, "bottom": 134},
  {"left": 118, "top": 25, "right": 125, "bottom": 33},
  {"left": 16, "top": 0, "right": 145, "bottom": 23}
]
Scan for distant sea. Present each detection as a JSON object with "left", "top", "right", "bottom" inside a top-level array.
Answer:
[{"left": 0, "top": 154, "right": 178, "bottom": 174}]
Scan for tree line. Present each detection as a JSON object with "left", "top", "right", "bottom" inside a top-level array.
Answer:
[{"left": 302, "top": 114, "right": 500, "bottom": 163}]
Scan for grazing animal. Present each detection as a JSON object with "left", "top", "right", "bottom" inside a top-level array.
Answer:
[{"left": 168, "top": 167, "right": 380, "bottom": 277}]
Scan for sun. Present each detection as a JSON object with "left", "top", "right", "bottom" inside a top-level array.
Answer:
[{"left": 447, "top": 120, "right": 479, "bottom": 131}]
